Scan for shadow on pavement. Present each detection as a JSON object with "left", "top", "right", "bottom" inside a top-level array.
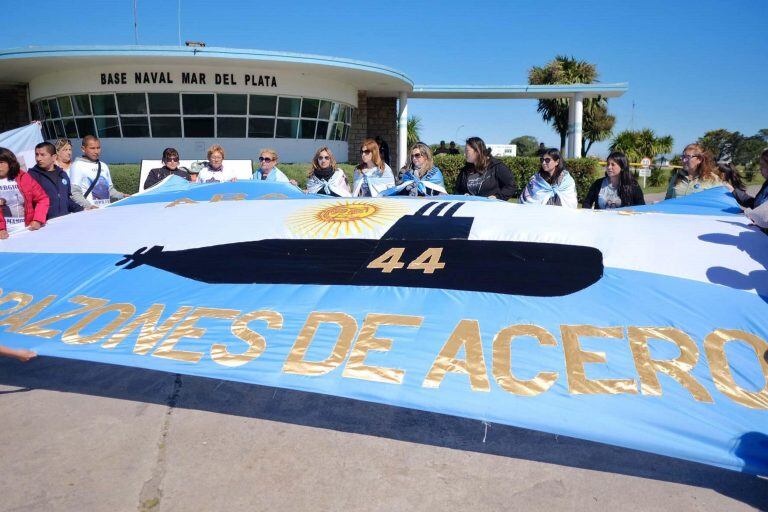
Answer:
[{"left": 1, "top": 356, "right": 766, "bottom": 510}]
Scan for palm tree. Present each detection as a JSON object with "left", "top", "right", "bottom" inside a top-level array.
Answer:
[
  {"left": 609, "top": 129, "right": 673, "bottom": 163},
  {"left": 407, "top": 116, "right": 422, "bottom": 146},
  {"left": 529, "top": 55, "right": 607, "bottom": 154},
  {"left": 582, "top": 103, "right": 615, "bottom": 157}
]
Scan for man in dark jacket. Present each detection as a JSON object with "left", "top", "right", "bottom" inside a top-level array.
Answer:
[
  {"left": 144, "top": 147, "right": 190, "bottom": 190},
  {"left": 28, "top": 142, "right": 83, "bottom": 220}
]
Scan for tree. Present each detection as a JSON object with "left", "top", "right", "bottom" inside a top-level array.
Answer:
[
  {"left": 407, "top": 115, "right": 421, "bottom": 146},
  {"left": 529, "top": 55, "right": 613, "bottom": 154},
  {"left": 609, "top": 129, "right": 674, "bottom": 163},
  {"left": 582, "top": 103, "right": 615, "bottom": 157},
  {"left": 509, "top": 135, "right": 538, "bottom": 156},
  {"left": 697, "top": 129, "right": 743, "bottom": 161}
]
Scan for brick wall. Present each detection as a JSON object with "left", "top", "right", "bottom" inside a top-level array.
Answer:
[
  {"left": 347, "top": 91, "right": 398, "bottom": 168},
  {"left": 0, "top": 84, "right": 30, "bottom": 133}
]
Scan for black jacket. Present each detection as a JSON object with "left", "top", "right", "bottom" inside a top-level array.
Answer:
[
  {"left": 144, "top": 166, "right": 190, "bottom": 190},
  {"left": 455, "top": 158, "right": 517, "bottom": 200},
  {"left": 732, "top": 180, "right": 768, "bottom": 209},
  {"left": 582, "top": 177, "right": 645, "bottom": 209},
  {"left": 28, "top": 164, "right": 83, "bottom": 220}
]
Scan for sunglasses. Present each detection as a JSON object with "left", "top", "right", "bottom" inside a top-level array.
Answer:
[
  {"left": 258, "top": 157, "right": 274, "bottom": 163},
  {"left": 411, "top": 153, "right": 424, "bottom": 159},
  {"left": 681, "top": 154, "right": 700, "bottom": 161},
  {"left": 318, "top": 156, "right": 331, "bottom": 161},
  {"left": 360, "top": 149, "right": 372, "bottom": 155},
  {"left": 540, "top": 157, "right": 554, "bottom": 164},
  {"left": 165, "top": 157, "right": 179, "bottom": 162}
]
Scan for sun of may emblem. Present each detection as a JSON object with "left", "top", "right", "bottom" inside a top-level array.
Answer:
[{"left": 286, "top": 200, "right": 409, "bottom": 238}]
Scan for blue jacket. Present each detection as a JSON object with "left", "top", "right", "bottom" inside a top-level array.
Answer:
[{"left": 28, "top": 165, "right": 83, "bottom": 220}]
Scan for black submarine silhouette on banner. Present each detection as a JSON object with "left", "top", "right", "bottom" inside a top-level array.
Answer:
[{"left": 116, "top": 201, "right": 603, "bottom": 296}]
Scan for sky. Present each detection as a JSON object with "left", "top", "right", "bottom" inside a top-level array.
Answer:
[{"left": 2, "top": 0, "right": 766, "bottom": 157}]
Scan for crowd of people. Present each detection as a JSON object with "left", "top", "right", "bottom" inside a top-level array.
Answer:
[{"left": 1, "top": 134, "right": 767, "bottom": 362}]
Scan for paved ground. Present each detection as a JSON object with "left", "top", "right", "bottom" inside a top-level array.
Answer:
[{"left": 1, "top": 356, "right": 766, "bottom": 512}]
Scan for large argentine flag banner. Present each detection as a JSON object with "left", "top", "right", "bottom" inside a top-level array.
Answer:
[{"left": 0, "top": 178, "right": 766, "bottom": 474}]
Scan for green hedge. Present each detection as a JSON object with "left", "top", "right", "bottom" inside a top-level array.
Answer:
[
  {"left": 434, "top": 155, "right": 600, "bottom": 201},
  {"left": 110, "top": 158, "right": 601, "bottom": 200}
]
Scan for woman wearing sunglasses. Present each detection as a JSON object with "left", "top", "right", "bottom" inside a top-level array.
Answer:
[
  {"left": 519, "top": 148, "right": 577, "bottom": 207},
  {"left": 386, "top": 143, "right": 446, "bottom": 196},
  {"left": 665, "top": 143, "right": 722, "bottom": 199},
  {"left": 305, "top": 146, "right": 350, "bottom": 197},
  {"left": 582, "top": 151, "right": 644, "bottom": 209},
  {"left": 455, "top": 137, "right": 516, "bottom": 200},
  {"left": 352, "top": 138, "right": 394, "bottom": 197},
  {"left": 143, "top": 147, "right": 191, "bottom": 190},
  {"left": 253, "top": 148, "right": 292, "bottom": 184}
]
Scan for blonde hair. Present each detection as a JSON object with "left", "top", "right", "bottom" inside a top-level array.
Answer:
[
  {"left": 259, "top": 148, "right": 278, "bottom": 162},
  {"left": 356, "top": 138, "right": 385, "bottom": 171},
  {"left": 308, "top": 146, "right": 337, "bottom": 177},
  {"left": 207, "top": 144, "right": 225, "bottom": 159},
  {"left": 404, "top": 142, "right": 435, "bottom": 178},
  {"left": 54, "top": 138, "right": 72, "bottom": 152}
]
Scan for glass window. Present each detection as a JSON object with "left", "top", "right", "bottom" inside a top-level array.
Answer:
[
  {"left": 117, "top": 93, "right": 148, "bottom": 115},
  {"left": 299, "top": 120, "right": 316, "bottom": 139},
  {"left": 276, "top": 119, "right": 299, "bottom": 138},
  {"left": 72, "top": 95, "right": 92, "bottom": 116},
  {"left": 150, "top": 117, "right": 181, "bottom": 137},
  {"left": 182, "top": 94, "right": 214, "bottom": 115},
  {"left": 318, "top": 100, "right": 332, "bottom": 120},
  {"left": 217, "top": 94, "right": 246, "bottom": 115},
  {"left": 249, "top": 95, "right": 276, "bottom": 116},
  {"left": 44, "top": 121, "right": 55, "bottom": 140},
  {"left": 301, "top": 98, "right": 319, "bottom": 119},
  {"left": 329, "top": 103, "right": 341, "bottom": 123},
  {"left": 184, "top": 117, "right": 214, "bottom": 137},
  {"left": 48, "top": 99, "right": 61, "bottom": 119},
  {"left": 76, "top": 118, "right": 96, "bottom": 138},
  {"left": 42, "top": 100, "right": 52, "bottom": 118},
  {"left": 95, "top": 117, "right": 121, "bottom": 137},
  {"left": 148, "top": 93, "right": 180, "bottom": 115},
  {"left": 92, "top": 94, "right": 117, "bottom": 116},
  {"left": 277, "top": 97, "right": 301, "bottom": 118},
  {"left": 31, "top": 101, "right": 42, "bottom": 120},
  {"left": 332, "top": 122, "right": 345, "bottom": 141},
  {"left": 343, "top": 124, "right": 350, "bottom": 142},
  {"left": 120, "top": 116, "right": 150, "bottom": 137},
  {"left": 53, "top": 120, "right": 65, "bottom": 138},
  {"left": 57, "top": 96, "right": 74, "bottom": 117},
  {"left": 63, "top": 119, "right": 78, "bottom": 138},
  {"left": 218, "top": 117, "right": 246, "bottom": 137},
  {"left": 315, "top": 121, "right": 329, "bottom": 139},
  {"left": 248, "top": 117, "right": 275, "bottom": 138}
]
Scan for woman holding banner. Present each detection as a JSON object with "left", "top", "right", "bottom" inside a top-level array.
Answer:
[
  {"left": 665, "top": 144, "right": 722, "bottom": 199},
  {"left": 455, "top": 137, "right": 516, "bottom": 200},
  {"left": 386, "top": 143, "right": 446, "bottom": 196},
  {"left": 582, "top": 151, "right": 645, "bottom": 209},
  {"left": 519, "top": 148, "right": 577, "bottom": 207},
  {"left": 305, "top": 147, "right": 350, "bottom": 197},
  {"left": 352, "top": 138, "right": 394, "bottom": 197},
  {"left": 0, "top": 147, "right": 49, "bottom": 239}
]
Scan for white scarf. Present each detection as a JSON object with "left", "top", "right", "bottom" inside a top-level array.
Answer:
[
  {"left": 352, "top": 165, "right": 395, "bottom": 197},
  {"left": 520, "top": 170, "right": 578, "bottom": 208},
  {"left": 306, "top": 169, "right": 351, "bottom": 197}
]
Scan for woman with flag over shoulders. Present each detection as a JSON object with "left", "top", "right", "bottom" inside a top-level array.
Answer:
[
  {"left": 519, "top": 148, "right": 577, "bottom": 207},
  {"left": 385, "top": 142, "right": 446, "bottom": 197},
  {"left": 305, "top": 146, "right": 350, "bottom": 197}
]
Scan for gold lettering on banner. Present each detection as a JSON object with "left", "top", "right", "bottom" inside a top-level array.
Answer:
[
  {"left": 423, "top": 319, "right": 490, "bottom": 391},
  {"left": 704, "top": 329, "right": 768, "bottom": 410},
  {"left": 165, "top": 198, "right": 198, "bottom": 208},
  {"left": 61, "top": 303, "right": 136, "bottom": 344},
  {"left": 153, "top": 307, "right": 240, "bottom": 363},
  {"left": 628, "top": 327, "right": 713, "bottom": 403},
  {"left": 102, "top": 304, "right": 194, "bottom": 354},
  {"left": 210, "top": 193, "right": 247, "bottom": 202},
  {"left": 0, "top": 295, "right": 57, "bottom": 332},
  {"left": 561, "top": 325, "right": 638, "bottom": 395},
  {"left": 342, "top": 313, "right": 422, "bottom": 384},
  {"left": 492, "top": 324, "right": 558, "bottom": 396},
  {"left": 17, "top": 296, "right": 108, "bottom": 338},
  {"left": 211, "top": 310, "right": 283, "bottom": 367},
  {"left": 0, "top": 291, "right": 34, "bottom": 317},
  {"left": 283, "top": 312, "right": 358, "bottom": 376}
]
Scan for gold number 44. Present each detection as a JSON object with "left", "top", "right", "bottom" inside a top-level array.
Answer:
[{"left": 367, "top": 247, "right": 446, "bottom": 274}]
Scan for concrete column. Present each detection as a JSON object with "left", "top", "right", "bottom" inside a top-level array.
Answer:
[
  {"left": 566, "top": 96, "right": 575, "bottom": 157},
  {"left": 572, "top": 92, "right": 584, "bottom": 159},
  {"left": 397, "top": 91, "right": 408, "bottom": 171}
]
